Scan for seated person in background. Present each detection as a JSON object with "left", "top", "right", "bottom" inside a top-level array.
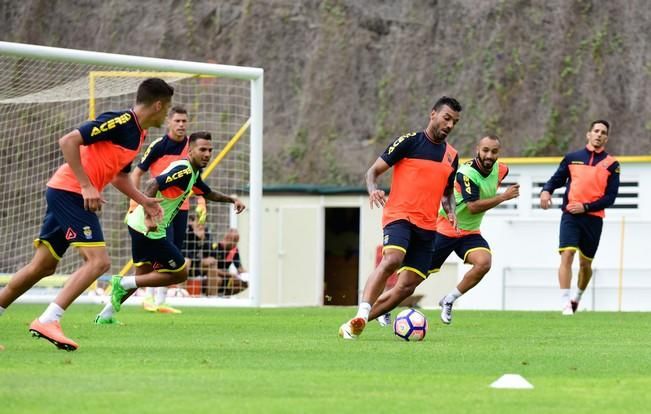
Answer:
[{"left": 184, "top": 217, "right": 248, "bottom": 296}]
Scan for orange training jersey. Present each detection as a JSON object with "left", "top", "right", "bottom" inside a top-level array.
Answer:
[
  {"left": 380, "top": 131, "right": 459, "bottom": 231},
  {"left": 47, "top": 109, "right": 146, "bottom": 194},
  {"left": 542, "top": 145, "right": 620, "bottom": 218},
  {"left": 137, "top": 135, "right": 191, "bottom": 210}
]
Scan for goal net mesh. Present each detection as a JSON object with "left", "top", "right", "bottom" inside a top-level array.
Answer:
[{"left": 0, "top": 54, "right": 252, "bottom": 302}]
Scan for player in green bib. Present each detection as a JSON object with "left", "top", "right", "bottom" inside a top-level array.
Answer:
[
  {"left": 433, "top": 135, "right": 519, "bottom": 324},
  {"left": 366, "top": 135, "right": 519, "bottom": 327},
  {"left": 95, "top": 132, "right": 245, "bottom": 324}
]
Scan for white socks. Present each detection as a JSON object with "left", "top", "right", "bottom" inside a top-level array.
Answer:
[
  {"left": 0, "top": 305, "right": 5, "bottom": 316},
  {"left": 155, "top": 287, "right": 168, "bottom": 306},
  {"left": 573, "top": 288, "right": 584, "bottom": 302},
  {"left": 121, "top": 276, "right": 137, "bottom": 290},
  {"left": 560, "top": 288, "right": 571, "bottom": 305},
  {"left": 356, "top": 302, "right": 371, "bottom": 321},
  {"left": 145, "top": 287, "right": 155, "bottom": 298},
  {"left": 38, "top": 303, "right": 65, "bottom": 323},
  {"left": 98, "top": 303, "right": 115, "bottom": 319},
  {"left": 444, "top": 288, "right": 462, "bottom": 304}
]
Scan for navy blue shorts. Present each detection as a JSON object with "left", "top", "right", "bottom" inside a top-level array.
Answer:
[
  {"left": 36, "top": 187, "right": 105, "bottom": 260},
  {"left": 128, "top": 226, "right": 186, "bottom": 272},
  {"left": 167, "top": 210, "right": 188, "bottom": 251},
  {"left": 559, "top": 212, "right": 603, "bottom": 260},
  {"left": 429, "top": 232, "right": 491, "bottom": 274},
  {"left": 382, "top": 220, "right": 436, "bottom": 278}
]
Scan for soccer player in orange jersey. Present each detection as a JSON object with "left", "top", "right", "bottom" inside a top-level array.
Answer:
[
  {"left": 0, "top": 78, "right": 173, "bottom": 350},
  {"left": 540, "top": 120, "right": 620, "bottom": 315},
  {"left": 339, "top": 96, "right": 462, "bottom": 340}
]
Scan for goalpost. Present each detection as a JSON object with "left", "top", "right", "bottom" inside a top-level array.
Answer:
[{"left": 0, "top": 41, "right": 263, "bottom": 307}]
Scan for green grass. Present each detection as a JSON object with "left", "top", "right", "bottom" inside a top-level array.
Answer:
[{"left": 1, "top": 305, "right": 650, "bottom": 414}]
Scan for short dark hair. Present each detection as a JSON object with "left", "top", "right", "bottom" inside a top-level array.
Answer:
[
  {"left": 136, "top": 78, "right": 174, "bottom": 105},
  {"left": 590, "top": 119, "right": 610, "bottom": 132},
  {"left": 432, "top": 96, "right": 462, "bottom": 112},
  {"left": 482, "top": 134, "right": 501, "bottom": 143},
  {"left": 169, "top": 105, "right": 188, "bottom": 116},
  {"left": 189, "top": 131, "right": 212, "bottom": 143}
]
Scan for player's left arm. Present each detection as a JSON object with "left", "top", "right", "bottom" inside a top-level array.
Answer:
[
  {"left": 583, "top": 161, "right": 621, "bottom": 212},
  {"left": 203, "top": 191, "right": 246, "bottom": 214},
  {"left": 195, "top": 177, "right": 246, "bottom": 213},
  {"left": 465, "top": 168, "right": 520, "bottom": 214}
]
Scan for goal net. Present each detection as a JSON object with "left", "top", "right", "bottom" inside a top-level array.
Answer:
[{"left": 0, "top": 42, "right": 263, "bottom": 307}]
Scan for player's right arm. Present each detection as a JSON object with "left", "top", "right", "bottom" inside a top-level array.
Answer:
[
  {"left": 58, "top": 130, "right": 104, "bottom": 212},
  {"left": 368, "top": 132, "right": 417, "bottom": 209},
  {"left": 366, "top": 158, "right": 390, "bottom": 209},
  {"left": 130, "top": 167, "right": 147, "bottom": 190},
  {"left": 128, "top": 167, "right": 147, "bottom": 213},
  {"left": 540, "top": 156, "right": 569, "bottom": 209},
  {"left": 128, "top": 138, "right": 162, "bottom": 212}
]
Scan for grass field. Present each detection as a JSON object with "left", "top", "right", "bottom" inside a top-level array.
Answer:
[{"left": 1, "top": 304, "right": 650, "bottom": 414}]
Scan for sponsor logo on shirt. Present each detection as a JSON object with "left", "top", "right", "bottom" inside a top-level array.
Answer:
[
  {"left": 165, "top": 167, "right": 192, "bottom": 183},
  {"left": 90, "top": 113, "right": 132, "bottom": 137}
]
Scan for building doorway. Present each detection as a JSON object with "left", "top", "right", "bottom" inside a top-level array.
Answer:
[{"left": 323, "top": 207, "right": 359, "bottom": 306}]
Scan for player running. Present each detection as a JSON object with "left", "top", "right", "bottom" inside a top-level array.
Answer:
[
  {"left": 130, "top": 105, "right": 202, "bottom": 314},
  {"left": 339, "top": 96, "right": 462, "bottom": 340},
  {"left": 0, "top": 78, "right": 173, "bottom": 351},
  {"left": 94, "top": 132, "right": 245, "bottom": 324},
  {"left": 372, "top": 135, "right": 518, "bottom": 326}
]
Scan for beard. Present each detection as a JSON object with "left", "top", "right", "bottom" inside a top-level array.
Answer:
[{"left": 477, "top": 153, "right": 495, "bottom": 170}]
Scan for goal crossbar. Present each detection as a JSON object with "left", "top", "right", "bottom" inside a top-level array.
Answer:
[{"left": 0, "top": 42, "right": 263, "bottom": 80}]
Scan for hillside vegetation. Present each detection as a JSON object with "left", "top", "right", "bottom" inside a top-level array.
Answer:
[{"left": 3, "top": 0, "right": 650, "bottom": 185}]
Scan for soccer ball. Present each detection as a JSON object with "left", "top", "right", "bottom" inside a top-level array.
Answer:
[{"left": 393, "top": 308, "right": 428, "bottom": 341}]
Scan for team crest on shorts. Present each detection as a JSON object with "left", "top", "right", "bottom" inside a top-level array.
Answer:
[
  {"left": 83, "top": 226, "right": 93, "bottom": 240},
  {"left": 383, "top": 234, "right": 389, "bottom": 245},
  {"left": 168, "top": 259, "right": 177, "bottom": 269}
]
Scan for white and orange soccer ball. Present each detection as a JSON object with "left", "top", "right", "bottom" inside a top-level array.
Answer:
[{"left": 393, "top": 308, "right": 428, "bottom": 341}]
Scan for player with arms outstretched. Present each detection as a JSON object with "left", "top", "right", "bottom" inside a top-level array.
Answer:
[
  {"left": 95, "top": 132, "right": 245, "bottom": 324},
  {"left": 0, "top": 78, "right": 173, "bottom": 350}
]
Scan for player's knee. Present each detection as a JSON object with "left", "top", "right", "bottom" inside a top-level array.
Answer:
[
  {"left": 474, "top": 259, "right": 492, "bottom": 275},
  {"left": 27, "top": 254, "right": 58, "bottom": 277},
  {"left": 171, "top": 268, "right": 188, "bottom": 284},
  {"left": 395, "top": 274, "right": 421, "bottom": 296},
  {"left": 87, "top": 256, "right": 111, "bottom": 274},
  {"left": 560, "top": 250, "right": 575, "bottom": 262},
  {"left": 380, "top": 255, "right": 402, "bottom": 273},
  {"left": 30, "top": 262, "right": 57, "bottom": 278},
  {"left": 395, "top": 282, "right": 416, "bottom": 297},
  {"left": 97, "top": 258, "right": 111, "bottom": 274},
  {"left": 41, "top": 264, "right": 58, "bottom": 277}
]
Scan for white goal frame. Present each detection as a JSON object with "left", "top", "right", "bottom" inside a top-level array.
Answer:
[{"left": 0, "top": 41, "right": 263, "bottom": 307}]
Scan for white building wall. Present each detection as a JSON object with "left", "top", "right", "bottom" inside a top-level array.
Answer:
[{"left": 241, "top": 159, "right": 650, "bottom": 310}]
